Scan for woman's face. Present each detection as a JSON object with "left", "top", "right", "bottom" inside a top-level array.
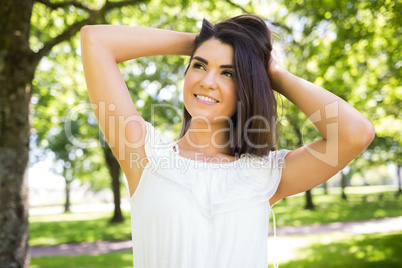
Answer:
[{"left": 183, "top": 39, "right": 238, "bottom": 124}]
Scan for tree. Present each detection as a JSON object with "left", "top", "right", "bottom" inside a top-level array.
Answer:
[
  {"left": 46, "top": 120, "right": 81, "bottom": 213},
  {"left": 397, "top": 165, "right": 401, "bottom": 197},
  {"left": 0, "top": 2, "right": 35, "bottom": 266},
  {"left": 340, "top": 169, "right": 348, "bottom": 200},
  {"left": 0, "top": 0, "right": 150, "bottom": 266}
]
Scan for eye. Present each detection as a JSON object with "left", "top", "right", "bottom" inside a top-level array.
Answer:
[
  {"left": 222, "top": 70, "right": 233, "bottom": 78},
  {"left": 193, "top": 62, "right": 205, "bottom": 70}
]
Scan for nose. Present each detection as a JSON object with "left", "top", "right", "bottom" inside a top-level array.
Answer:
[{"left": 200, "top": 71, "right": 217, "bottom": 90}]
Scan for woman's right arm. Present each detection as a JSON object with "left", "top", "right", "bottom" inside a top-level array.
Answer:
[{"left": 80, "top": 25, "right": 195, "bottom": 196}]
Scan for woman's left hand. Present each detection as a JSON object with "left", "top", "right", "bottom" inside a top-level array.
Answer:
[
  {"left": 268, "top": 48, "right": 283, "bottom": 75},
  {"left": 267, "top": 48, "right": 287, "bottom": 94}
]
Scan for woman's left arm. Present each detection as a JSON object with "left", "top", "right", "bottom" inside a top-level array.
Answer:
[{"left": 269, "top": 52, "right": 375, "bottom": 204}]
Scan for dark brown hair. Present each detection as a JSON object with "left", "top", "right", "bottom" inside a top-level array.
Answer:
[{"left": 180, "top": 14, "right": 277, "bottom": 157}]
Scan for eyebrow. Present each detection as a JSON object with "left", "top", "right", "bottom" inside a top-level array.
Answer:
[{"left": 193, "top": 56, "right": 233, "bottom": 69}]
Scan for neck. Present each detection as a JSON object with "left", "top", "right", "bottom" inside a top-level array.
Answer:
[{"left": 179, "top": 119, "right": 233, "bottom": 156}]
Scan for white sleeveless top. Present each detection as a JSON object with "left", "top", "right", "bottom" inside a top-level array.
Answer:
[{"left": 128, "top": 122, "right": 290, "bottom": 268}]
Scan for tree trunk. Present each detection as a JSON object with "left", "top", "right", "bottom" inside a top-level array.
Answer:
[
  {"left": 0, "top": 1, "right": 35, "bottom": 267},
  {"left": 103, "top": 147, "right": 124, "bottom": 223},
  {"left": 64, "top": 179, "right": 71, "bottom": 213},
  {"left": 323, "top": 181, "right": 328, "bottom": 195},
  {"left": 289, "top": 119, "right": 316, "bottom": 209},
  {"left": 305, "top": 190, "right": 315, "bottom": 210},
  {"left": 340, "top": 171, "right": 348, "bottom": 200},
  {"left": 397, "top": 164, "right": 401, "bottom": 197}
]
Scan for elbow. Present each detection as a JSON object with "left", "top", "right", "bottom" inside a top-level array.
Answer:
[
  {"left": 80, "top": 25, "right": 104, "bottom": 47},
  {"left": 80, "top": 26, "right": 93, "bottom": 58},
  {"left": 361, "top": 121, "right": 375, "bottom": 147},
  {"left": 80, "top": 25, "right": 89, "bottom": 40},
  {"left": 347, "top": 120, "right": 375, "bottom": 150},
  {"left": 80, "top": 25, "right": 95, "bottom": 44},
  {"left": 80, "top": 25, "right": 105, "bottom": 57},
  {"left": 366, "top": 122, "right": 376, "bottom": 144},
  {"left": 80, "top": 25, "right": 91, "bottom": 51}
]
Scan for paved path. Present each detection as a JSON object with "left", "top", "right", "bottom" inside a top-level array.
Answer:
[
  {"left": 30, "top": 216, "right": 402, "bottom": 258},
  {"left": 276, "top": 216, "right": 402, "bottom": 236},
  {"left": 31, "top": 240, "right": 133, "bottom": 257}
]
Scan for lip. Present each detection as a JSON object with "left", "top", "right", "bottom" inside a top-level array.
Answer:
[{"left": 193, "top": 93, "right": 220, "bottom": 105}]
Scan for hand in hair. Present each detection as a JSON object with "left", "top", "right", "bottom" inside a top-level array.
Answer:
[{"left": 267, "top": 48, "right": 285, "bottom": 94}]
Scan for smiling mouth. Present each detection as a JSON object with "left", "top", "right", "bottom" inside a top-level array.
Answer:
[{"left": 194, "top": 94, "right": 219, "bottom": 103}]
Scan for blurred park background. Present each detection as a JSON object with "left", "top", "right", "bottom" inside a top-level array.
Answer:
[{"left": 1, "top": 0, "right": 401, "bottom": 267}]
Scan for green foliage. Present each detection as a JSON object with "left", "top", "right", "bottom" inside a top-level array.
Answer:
[{"left": 274, "top": 0, "right": 401, "bottom": 168}]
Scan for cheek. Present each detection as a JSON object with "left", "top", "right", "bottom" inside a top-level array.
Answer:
[
  {"left": 225, "top": 86, "right": 238, "bottom": 115},
  {"left": 182, "top": 79, "right": 194, "bottom": 109},
  {"left": 183, "top": 73, "right": 196, "bottom": 92}
]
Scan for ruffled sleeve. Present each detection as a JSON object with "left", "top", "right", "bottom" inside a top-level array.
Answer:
[
  {"left": 262, "top": 149, "right": 291, "bottom": 200},
  {"left": 142, "top": 121, "right": 185, "bottom": 178},
  {"left": 210, "top": 150, "right": 291, "bottom": 215},
  {"left": 143, "top": 121, "right": 176, "bottom": 159}
]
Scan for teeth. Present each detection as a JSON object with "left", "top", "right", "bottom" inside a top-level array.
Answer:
[{"left": 195, "top": 94, "right": 218, "bottom": 103}]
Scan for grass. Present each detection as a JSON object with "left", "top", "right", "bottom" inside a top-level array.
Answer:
[
  {"left": 273, "top": 188, "right": 401, "bottom": 227},
  {"left": 29, "top": 187, "right": 401, "bottom": 246},
  {"left": 280, "top": 231, "right": 402, "bottom": 267},
  {"left": 29, "top": 211, "right": 132, "bottom": 246},
  {"left": 29, "top": 252, "right": 133, "bottom": 268}
]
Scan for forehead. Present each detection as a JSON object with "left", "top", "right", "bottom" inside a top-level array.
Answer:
[{"left": 193, "top": 39, "right": 234, "bottom": 64}]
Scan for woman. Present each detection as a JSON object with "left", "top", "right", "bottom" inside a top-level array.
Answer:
[{"left": 81, "top": 14, "right": 374, "bottom": 268}]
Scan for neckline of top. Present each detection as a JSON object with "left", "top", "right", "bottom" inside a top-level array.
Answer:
[{"left": 170, "top": 142, "right": 248, "bottom": 166}]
